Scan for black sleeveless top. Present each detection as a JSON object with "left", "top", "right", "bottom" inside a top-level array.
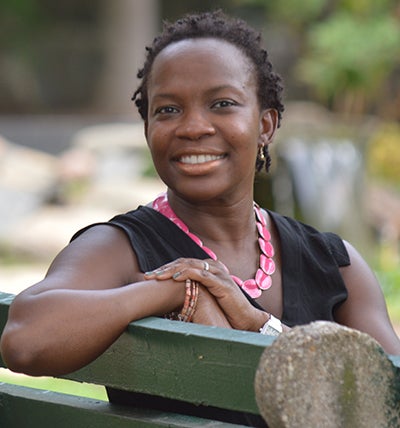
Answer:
[
  {"left": 72, "top": 206, "right": 350, "bottom": 427},
  {"left": 73, "top": 205, "right": 349, "bottom": 326}
]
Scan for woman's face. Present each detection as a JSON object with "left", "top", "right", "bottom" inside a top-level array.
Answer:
[{"left": 145, "top": 37, "right": 277, "bottom": 204}]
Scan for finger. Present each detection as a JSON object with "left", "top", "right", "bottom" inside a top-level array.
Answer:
[
  {"left": 172, "top": 264, "right": 233, "bottom": 294},
  {"left": 144, "top": 258, "right": 205, "bottom": 280},
  {"left": 169, "top": 259, "right": 215, "bottom": 281},
  {"left": 202, "top": 260, "right": 210, "bottom": 272}
]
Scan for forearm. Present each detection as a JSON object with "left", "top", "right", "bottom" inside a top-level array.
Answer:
[{"left": 0, "top": 280, "right": 184, "bottom": 376}]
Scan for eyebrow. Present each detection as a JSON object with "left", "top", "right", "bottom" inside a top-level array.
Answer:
[{"left": 151, "top": 84, "right": 245, "bottom": 102}]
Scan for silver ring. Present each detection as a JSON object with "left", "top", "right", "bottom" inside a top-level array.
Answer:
[{"left": 203, "top": 261, "right": 210, "bottom": 272}]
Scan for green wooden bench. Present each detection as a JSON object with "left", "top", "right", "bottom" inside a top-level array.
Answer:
[
  {"left": 0, "top": 291, "right": 274, "bottom": 427},
  {"left": 1, "top": 290, "right": 400, "bottom": 427}
]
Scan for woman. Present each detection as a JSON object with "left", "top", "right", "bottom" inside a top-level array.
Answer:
[{"left": 1, "top": 8, "right": 400, "bottom": 383}]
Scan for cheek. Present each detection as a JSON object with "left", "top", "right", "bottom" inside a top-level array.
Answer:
[
  {"left": 146, "top": 126, "right": 168, "bottom": 152},
  {"left": 228, "top": 123, "right": 259, "bottom": 153}
]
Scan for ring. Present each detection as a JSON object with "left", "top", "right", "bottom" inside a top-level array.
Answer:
[{"left": 203, "top": 261, "right": 210, "bottom": 272}]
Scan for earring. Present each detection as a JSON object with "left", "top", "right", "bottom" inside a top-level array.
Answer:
[
  {"left": 256, "top": 144, "right": 271, "bottom": 173},
  {"left": 256, "top": 145, "right": 265, "bottom": 173},
  {"left": 259, "top": 145, "right": 265, "bottom": 160}
]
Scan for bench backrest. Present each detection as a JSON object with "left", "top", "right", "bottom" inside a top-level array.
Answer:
[
  {"left": 0, "top": 291, "right": 273, "bottom": 426},
  {"left": 1, "top": 290, "right": 400, "bottom": 427}
]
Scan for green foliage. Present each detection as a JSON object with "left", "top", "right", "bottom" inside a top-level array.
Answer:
[
  {"left": 339, "top": 0, "right": 395, "bottom": 16},
  {"left": 296, "top": 11, "right": 400, "bottom": 113},
  {"left": 0, "top": 0, "right": 46, "bottom": 49},
  {"left": 263, "top": 0, "right": 327, "bottom": 27},
  {"left": 367, "top": 123, "right": 400, "bottom": 186},
  {"left": 236, "top": 0, "right": 400, "bottom": 116},
  {"left": 237, "top": 0, "right": 326, "bottom": 24},
  {"left": 2, "top": 0, "right": 400, "bottom": 116},
  {"left": 2, "top": 0, "right": 37, "bottom": 19},
  {"left": 0, "top": 0, "right": 98, "bottom": 51},
  {"left": 377, "top": 269, "right": 400, "bottom": 323}
]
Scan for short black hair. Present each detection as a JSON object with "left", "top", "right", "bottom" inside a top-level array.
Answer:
[{"left": 132, "top": 10, "right": 284, "bottom": 126}]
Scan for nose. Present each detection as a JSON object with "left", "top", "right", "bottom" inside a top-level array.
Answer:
[{"left": 175, "top": 108, "right": 216, "bottom": 140}]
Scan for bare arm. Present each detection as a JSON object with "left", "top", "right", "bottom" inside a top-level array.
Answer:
[
  {"left": 0, "top": 225, "right": 185, "bottom": 376},
  {"left": 334, "top": 241, "right": 400, "bottom": 355}
]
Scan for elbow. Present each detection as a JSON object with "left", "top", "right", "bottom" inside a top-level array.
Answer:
[
  {"left": 0, "top": 326, "right": 46, "bottom": 376},
  {"left": 0, "top": 293, "right": 58, "bottom": 376},
  {"left": 1, "top": 323, "right": 91, "bottom": 377},
  {"left": 1, "top": 328, "right": 28, "bottom": 374}
]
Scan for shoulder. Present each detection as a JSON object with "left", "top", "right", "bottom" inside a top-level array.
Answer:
[
  {"left": 70, "top": 206, "right": 146, "bottom": 241},
  {"left": 336, "top": 241, "right": 400, "bottom": 354},
  {"left": 339, "top": 240, "right": 378, "bottom": 287},
  {"left": 66, "top": 207, "right": 157, "bottom": 283},
  {"left": 60, "top": 222, "right": 141, "bottom": 286},
  {"left": 70, "top": 206, "right": 163, "bottom": 252}
]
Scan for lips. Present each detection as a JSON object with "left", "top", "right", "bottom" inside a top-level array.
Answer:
[{"left": 178, "top": 154, "right": 225, "bottom": 164}]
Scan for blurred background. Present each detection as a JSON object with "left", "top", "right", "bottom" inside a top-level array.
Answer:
[{"left": 0, "top": 0, "right": 399, "bottom": 316}]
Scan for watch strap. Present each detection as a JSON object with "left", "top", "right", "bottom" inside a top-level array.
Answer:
[{"left": 259, "top": 314, "right": 282, "bottom": 336}]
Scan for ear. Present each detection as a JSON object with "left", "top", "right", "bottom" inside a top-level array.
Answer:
[{"left": 258, "top": 108, "right": 278, "bottom": 147}]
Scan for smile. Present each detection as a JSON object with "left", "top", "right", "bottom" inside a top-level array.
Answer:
[{"left": 178, "top": 154, "right": 225, "bottom": 164}]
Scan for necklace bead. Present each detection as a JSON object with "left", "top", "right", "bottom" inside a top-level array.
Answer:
[{"left": 152, "top": 193, "right": 275, "bottom": 299}]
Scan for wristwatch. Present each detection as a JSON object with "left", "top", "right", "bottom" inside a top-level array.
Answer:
[{"left": 259, "top": 314, "right": 283, "bottom": 336}]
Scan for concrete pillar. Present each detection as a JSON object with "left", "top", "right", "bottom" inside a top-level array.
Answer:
[{"left": 255, "top": 321, "right": 400, "bottom": 427}]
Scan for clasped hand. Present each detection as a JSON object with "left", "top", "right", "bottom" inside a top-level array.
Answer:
[{"left": 144, "top": 258, "right": 263, "bottom": 331}]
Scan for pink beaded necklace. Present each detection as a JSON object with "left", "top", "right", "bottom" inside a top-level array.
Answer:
[{"left": 152, "top": 193, "right": 275, "bottom": 299}]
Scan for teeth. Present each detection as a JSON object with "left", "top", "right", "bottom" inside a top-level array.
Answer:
[{"left": 179, "top": 154, "right": 224, "bottom": 164}]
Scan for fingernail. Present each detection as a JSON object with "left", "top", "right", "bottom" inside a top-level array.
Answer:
[{"left": 172, "top": 271, "right": 181, "bottom": 279}]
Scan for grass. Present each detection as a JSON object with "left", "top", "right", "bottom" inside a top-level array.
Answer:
[
  {"left": 376, "top": 268, "right": 400, "bottom": 324},
  {"left": 0, "top": 368, "right": 107, "bottom": 401}
]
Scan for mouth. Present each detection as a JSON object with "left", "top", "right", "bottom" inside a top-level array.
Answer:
[{"left": 178, "top": 154, "right": 225, "bottom": 165}]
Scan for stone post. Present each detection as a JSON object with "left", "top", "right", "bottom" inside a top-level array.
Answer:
[{"left": 255, "top": 321, "right": 400, "bottom": 427}]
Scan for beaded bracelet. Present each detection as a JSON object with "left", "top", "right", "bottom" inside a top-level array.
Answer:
[{"left": 165, "top": 279, "right": 199, "bottom": 322}]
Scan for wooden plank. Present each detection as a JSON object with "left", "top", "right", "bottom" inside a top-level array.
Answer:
[
  {"left": 0, "top": 292, "right": 13, "bottom": 368},
  {"left": 66, "top": 317, "right": 275, "bottom": 414},
  {"left": 0, "top": 383, "right": 244, "bottom": 427},
  {"left": 0, "top": 292, "right": 273, "bottom": 414},
  {"left": 0, "top": 292, "right": 13, "bottom": 332}
]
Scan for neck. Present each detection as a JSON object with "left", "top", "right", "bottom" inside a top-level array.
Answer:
[{"left": 166, "top": 190, "right": 256, "bottom": 244}]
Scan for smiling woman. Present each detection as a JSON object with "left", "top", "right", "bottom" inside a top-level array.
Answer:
[{"left": 1, "top": 9, "right": 400, "bottom": 428}]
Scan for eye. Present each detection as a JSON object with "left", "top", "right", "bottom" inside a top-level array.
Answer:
[
  {"left": 212, "top": 99, "right": 237, "bottom": 109},
  {"left": 155, "top": 105, "right": 180, "bottom": 115}
]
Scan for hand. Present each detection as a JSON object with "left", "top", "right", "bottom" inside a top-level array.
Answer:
[
  {"left": 144, "top": 258, "right": 266, "bottom": 331},
  {"left": 192, "top": 284, "right": 232, "bottom": 328}
]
